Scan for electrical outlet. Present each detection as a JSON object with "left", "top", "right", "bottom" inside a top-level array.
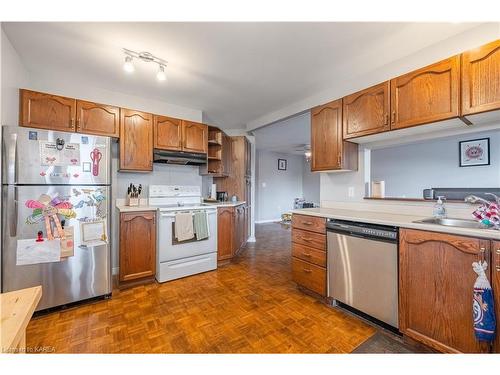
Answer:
[{"left": 348, "top": 186, "right": 355, "bottom": 198}]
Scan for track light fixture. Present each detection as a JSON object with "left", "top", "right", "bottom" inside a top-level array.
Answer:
[{"left": 122, "top": 48, "right": 168, "bottom": 82}]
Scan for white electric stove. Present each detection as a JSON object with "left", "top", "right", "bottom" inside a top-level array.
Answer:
[{"left": 150, "top": 185, "right": 218, "bottom": 282}]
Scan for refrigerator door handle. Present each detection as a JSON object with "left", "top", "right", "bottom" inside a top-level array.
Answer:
[{"left": 8, "top": 186, "right": 18, "bottom": 237}]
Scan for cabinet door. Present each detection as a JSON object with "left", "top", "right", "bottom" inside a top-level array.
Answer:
[
  {"left": 343, "top": 81, "right": 390, "bottom": 139},
  {"left": 76, "top": 100, "right": 120, "bottom": 137},
  {"left": 154, "top": 115, "right": 183, "bottom": 151},
  {"left": 182, "top": 121, "right": 208, "bottom": 154},
  {"left": 462, "top": 40, "right": 500, "bottom": 115},
  {"left": 244, "top": 138, "right": 251, "bottom": 177},
  {"left": 221, "top": 133, "right": 232, "bottom": 176},
  {"left": 311, "top": 99, "right": 342, "bottom": 171},
  {"left": 217, "top": 207, "right": 235, "bottom": 261},
  {"left": 391, "top": 56, "right": 460, "bottom": 130},
  {"left": 19, "top": 89, "right": 76, "bottom": 131},
  {"left": 120, "top": 109, "right": 153, "bottom": 171},
  {"left": 119, "top": 211, "right": 156, "bottom": 282},
  {"left": 399, "top": 229, "right": 490, "bottom": 353},
  {"left": 493, "top": 240, "right": 500, "bottom": 353}
]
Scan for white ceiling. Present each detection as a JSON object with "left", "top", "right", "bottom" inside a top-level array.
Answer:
[
  {"left": 2, "top": 22, "right": 494, "bottom": 129},
  {"left": 254, "top": 112, "right": 310, "bottom": 155}
]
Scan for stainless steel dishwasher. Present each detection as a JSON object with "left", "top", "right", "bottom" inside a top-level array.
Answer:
[{"left": 327, "top": 219, "right": 399, "bottom": 328}]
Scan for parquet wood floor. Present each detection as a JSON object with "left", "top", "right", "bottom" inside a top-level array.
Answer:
[{"left": 26, "top": 223, "right": 376, "bottom": 353}]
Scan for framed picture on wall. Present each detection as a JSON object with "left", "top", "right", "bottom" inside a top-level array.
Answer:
[
  {"left": 459, "top": 138, "right": 490, "bottom": 167},
  {"left": 278, "top": 159, "right": 287, "bottom": 171}
]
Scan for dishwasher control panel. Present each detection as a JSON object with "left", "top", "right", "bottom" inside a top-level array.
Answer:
[{"left": 326, "top": 219, "right": 398, "bottom": 241}]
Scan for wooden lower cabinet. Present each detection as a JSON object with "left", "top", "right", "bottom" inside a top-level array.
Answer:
[
  {"left": 399, "top": 229, "right": 491, "bottom": 353},
  {"left": 291, "top": 214, "right": 327, "bottom": 297},
  {"left": 119, "top": 211, "right": 156, "bottom": 285},
  {"left": 217, "top": 204, "right": 247, "bottom": 262},
  {"left": 493, "top": 240, "right": 500, "bottom": 353}
]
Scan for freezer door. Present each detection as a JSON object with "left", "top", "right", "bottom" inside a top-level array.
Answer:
[
  {"left": 1, "top": 185, "right": 112, "bottom": 311},
  {"left": 2, "top": 125, "right": 111, "bottom": 185}
]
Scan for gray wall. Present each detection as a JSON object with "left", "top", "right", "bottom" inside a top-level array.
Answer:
[
  {"left": 255, "top": 150, "right": 303, "bottom": 222},
  {"left": 371, "top": 130, "right": 500, "bottom": 198},
  {"left": 302, "top": 157, "right": 320, "bottom": 204}
]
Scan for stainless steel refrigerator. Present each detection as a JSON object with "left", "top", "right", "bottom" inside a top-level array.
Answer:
[{"left": 1, "top": 126, "right": 112, "bottom": 311}]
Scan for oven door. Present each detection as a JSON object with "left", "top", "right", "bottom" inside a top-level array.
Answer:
[{"left": 157, "top": 209, "right": 218, "bottom": 262}]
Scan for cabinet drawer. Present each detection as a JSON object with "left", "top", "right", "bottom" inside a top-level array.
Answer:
[
  {"left": 292, "top": 243, "right": 326, "bottom": 267},
  {"left": 292, "top": 214, "right": 326, "bottom": 234},
  {"left": 292, "top": 257, "right": 326, "bottom": 296},
  {"left": 292, "top": 228, "right": 326, "bottom": 250}
]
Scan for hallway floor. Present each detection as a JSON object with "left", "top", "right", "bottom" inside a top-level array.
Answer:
[{"left": 26, "top": 223, "right": 395, "bottom": 353}]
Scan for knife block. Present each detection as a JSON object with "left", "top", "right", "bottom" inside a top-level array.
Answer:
[{"left": 126, "top": 196, "right": 140, "bottom": 207}]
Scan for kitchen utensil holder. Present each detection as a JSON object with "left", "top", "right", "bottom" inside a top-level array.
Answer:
[{"left": 127, "top": 197, "right": 140, "bottom": 207}]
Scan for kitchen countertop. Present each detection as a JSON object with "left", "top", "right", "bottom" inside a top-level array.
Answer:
[
  {"left": 1, "top": 286, "right": 42, "bottom": 353},
  {"left": 116, "top": 201, "right": 246, "bottom": 212},
  {"left": 292, "top": 207, "right": 500, "bottom": 240}
]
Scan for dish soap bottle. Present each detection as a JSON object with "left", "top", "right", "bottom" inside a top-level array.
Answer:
[{"left": 433, "top": 196, "right": 447, "bottom": 218}]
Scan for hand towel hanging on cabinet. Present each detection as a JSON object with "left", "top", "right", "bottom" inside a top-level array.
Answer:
[{"left": 472, "top": 261, "right": 496, "bottom": 342}]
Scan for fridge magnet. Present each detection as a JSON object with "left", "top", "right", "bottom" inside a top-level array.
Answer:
[
  {"left": 28, "top": 131, "right": 38, "bottom": 140},
  {"left": 278, "top": 158, "right": 287, "bottom": 170},
  {"left": 25, "top": 194, "right": 76, "bottom": 240},
  {"left": 60, "top": 226, "right": 75, "bottom": 258},
  {"left": 459, "top": 138, "right": 490, "bottom": 167},
  {"left": 82, "top": 162, "right": 92, "bottom": 172},
  {"left": 39, "top": 141, "right": 81, "bottom": 167},
  {"left": 16, "top": 238, "right": 61, "bottom": 266},
  {"left": 80, "top": 220, "right": 107, "bottom": 245},
  {"left": 90, "top": 148, "right": 102, "bottom": 176}
]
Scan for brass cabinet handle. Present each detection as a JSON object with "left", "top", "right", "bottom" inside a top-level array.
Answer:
[
  {"left": 302, "top": 221, "right": 313, "bottom": 225},
  {"left": 71, "top": 118, "right": 75, "bottom": 128},
  {"left": 302, "top": 237, "right": 313, "bottom": 242},
  {"left": 302, "top": 253, "right": 312, "bottom": 257},
  {"left": 496, "top": 249, "right": 500, "bottom": 271},
  {"left": 479, "top": 247, "right": 486, "bottom": 262},
  {"left": 337, "top": 152, "right": 341, "bottom": 166},
  {"left": 303, "top": 268, "right": 312, "bottom": 273},
  {"left": 384, "top": 113, "right": 388, "bottom": 125},
  {"left": 391, "top": 111, "right": 396, "bottom": 124}
]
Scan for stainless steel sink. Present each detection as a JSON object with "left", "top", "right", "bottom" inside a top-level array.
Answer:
[{"left": 413, "top": 217, "right": 484, "bottom": 229}]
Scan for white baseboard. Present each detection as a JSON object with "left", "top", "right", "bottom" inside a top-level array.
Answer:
[
  {"left": 255, "top": 219, "right": 282, "bottom": 224},
  {"left": 247, "top": 236, "right": 256, "bottom": 242}
]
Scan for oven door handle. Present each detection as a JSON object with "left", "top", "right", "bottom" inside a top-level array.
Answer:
[{"left": 160, "top": 211, "right": 217, "bottom": 218}]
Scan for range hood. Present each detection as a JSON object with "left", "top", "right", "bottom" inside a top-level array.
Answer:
[{"left": 153, "top": 149, "right": 207, "bottom": 165}]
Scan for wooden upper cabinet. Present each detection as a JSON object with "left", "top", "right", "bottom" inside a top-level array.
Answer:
[
  {"left": 182, "top": 121, "right": 208, "bottom": 154},
  {"left": 20, "top": 89, "right": 76, "bottom": 131},
  {"left": 154, "top": 115, "right": 183, "bottom": 151},
  {"left": 343, "top": 81, "right": 390, "bottom": 139},
  {"left": 120, "top": 109, "right": 153, "bottom": 171},
  {"left": 311, "top": 99, "right": 357, "bottom": 172},
  {"left": 461, "top": 39, "right": 500, "bottom": 116},
  {"left": 119, "top": 211, "right": 156, "bottom": 283},
  {"left": 493, "top": 240, "right": 500, "bottom": 353},
  {"left": 76, "top": 100, "right": 120, "bottom": 137},
  {"left": 399, "top": 229, "right": 490, "bottom": 353},
  {"left": 311, "top": 100, "right": 342, "bottom": 171},
  {"left": 391, "top": 56, "right": 460, "bottom": 130}
]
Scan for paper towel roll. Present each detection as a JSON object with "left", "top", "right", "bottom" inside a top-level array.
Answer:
[{"left": 371, "top": 181, "right": 385, "bottom": 198}]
